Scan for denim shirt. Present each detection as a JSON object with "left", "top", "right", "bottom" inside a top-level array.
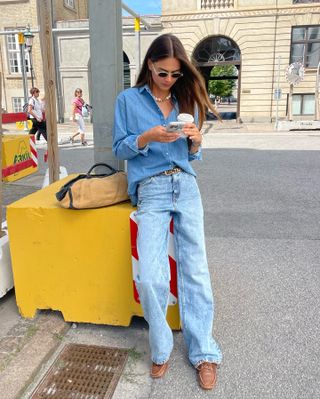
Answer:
[{"left": 112, "top": 84, "right": 202, "bottom": 205}]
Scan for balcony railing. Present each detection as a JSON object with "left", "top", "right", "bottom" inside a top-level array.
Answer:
[{"left": 201, "top": 0, "right": 234, "bottom": 9}]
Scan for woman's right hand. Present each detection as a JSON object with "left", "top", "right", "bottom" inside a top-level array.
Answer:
[{"left": 138, "top": 125, "right": 179, "bottom": 148}]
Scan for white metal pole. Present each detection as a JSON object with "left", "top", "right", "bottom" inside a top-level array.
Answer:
[
  {"left": 275, "top": 55, "right": 281, "bottom": 130},
  {"left": 135, "top": 17, "right": 141, "bottom": 78},
  {"left": 315, "top": 60, "right": 320, "bottom": 120},
  {"left": 288, "top": 83, "right": 293, "bottom": 121},
  {"left": 122, "top": 3, "right": 152, "bottom": 29},
  {"left": 18, "top": 32, "right": 29, "bottom": 131},
  {"left": 0, "top": 72, "right": 3, "bottom": 237}
]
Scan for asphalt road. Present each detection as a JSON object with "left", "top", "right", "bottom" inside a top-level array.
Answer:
[
  {"left": 194, "top": 146, "right": 320, "bottom": 399},
  {"left": 2, "top": 132, "right": 320, "bottom": 398}
]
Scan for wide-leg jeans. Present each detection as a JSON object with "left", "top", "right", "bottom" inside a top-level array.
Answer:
[{"left": 134, "top": 171, "right": 222, "bottom": 367}]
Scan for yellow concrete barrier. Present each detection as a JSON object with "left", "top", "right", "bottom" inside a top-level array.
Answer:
[
  {"left": 7, "top": 176, "right": 180, "bottom": 329},
  {"left": 2, "top": 134, "right": 38, "bottom": 182}
]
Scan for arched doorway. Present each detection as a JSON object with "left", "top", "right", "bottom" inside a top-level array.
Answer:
[
  {"left": 192, "top": 36, "right": 241, "bottom": 121},
  {"left": 123, "top": 52, "right": 130, "bottom": 89}
]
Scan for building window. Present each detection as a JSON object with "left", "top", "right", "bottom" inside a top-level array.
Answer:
[
  {"left": 292, "top": 94, "right": 315, "bottom": 115},
  {"left": 5, "top": 31, "right": 30, "bottom": 74},
  {"left": 12, "top": 97, "right": 24, "bottom": 112},
  {"left": 290, "top": 26, "right": 320, "bottom": 68},
  {"left": 64, "top": 0, "right": 75, "bottom": 9},
  {"left": 293, "top": 1, "right": 319, "bottom": 4}
]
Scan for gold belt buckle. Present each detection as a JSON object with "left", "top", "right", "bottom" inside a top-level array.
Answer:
[{"left": 163, "top": 167, "right": 181, "bottom": 176}]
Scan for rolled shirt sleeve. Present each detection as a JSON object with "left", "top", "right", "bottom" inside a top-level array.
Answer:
[
  {"left": 189, "top": 147, "right": 202, "bottom": 161},
  {"left": 113, "top": 93, "right": 150, "bottom": 160}
]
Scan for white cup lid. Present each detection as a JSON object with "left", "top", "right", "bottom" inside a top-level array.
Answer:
[{"left": 177, "top": 113, "right": 194, "bottom": 123}]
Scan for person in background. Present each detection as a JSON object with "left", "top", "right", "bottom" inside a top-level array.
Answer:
[
  {"left": 113, "top": 34, "right": 222, "bottom": 390},
  {"left": 28, "top": 87, "right": 47, "bottom": 141},
  {"left": 70, "top": 88, "right": 88, "bottom": 145},
  {"left": 36, "top": 96, "right": 46, "bottom": 141}
]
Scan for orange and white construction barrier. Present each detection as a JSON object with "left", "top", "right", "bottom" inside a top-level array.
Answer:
[
  {"left": 130, "top": 212, "right": 178, "bottom": 306},
  {"left": 29, "top": 134, "right": 38, "bottom": 168}
]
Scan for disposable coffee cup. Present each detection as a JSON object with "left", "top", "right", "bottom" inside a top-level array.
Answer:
[
  {"left": 177, "top": 113, "right": 194, "bottom": 138},
  {"left": 177, "top": 113, "right": 194, "bottom": 124}
]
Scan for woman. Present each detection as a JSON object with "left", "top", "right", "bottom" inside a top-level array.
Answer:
[
  {"left": 113, "top": 34, "right": 222, "bottom": 390},
  {"left": 70, "top": 88, "right": 88, "bottom": 145},
  {"left": 36, "top": 96, "right": 46, "bottom": 141},
  {"left": 28, "top": 87, "right": 47, "bottom": 141}
]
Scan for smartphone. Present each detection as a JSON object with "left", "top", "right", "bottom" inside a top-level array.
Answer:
[{"left": 166, "top": 122, "right": 186, "bottom": 133}]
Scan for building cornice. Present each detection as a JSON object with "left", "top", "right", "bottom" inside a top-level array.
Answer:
[
  {"left": 0, "top": 0, "right": 28, "bottom": 3},
  {"left": 161, "top": 5, "right": 320, "bottom": 21}
]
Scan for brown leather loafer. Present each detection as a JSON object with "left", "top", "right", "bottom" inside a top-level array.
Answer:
[
  {"left": 197, "top": 362, "right": 218, "bottom": 390},
  {"left": 150, "top": 361, "right": 169, "bottom": 378}
]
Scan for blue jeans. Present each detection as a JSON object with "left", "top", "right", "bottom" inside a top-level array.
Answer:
[{"left": 134, "top": 171, "right": 222, "bottom": 367}]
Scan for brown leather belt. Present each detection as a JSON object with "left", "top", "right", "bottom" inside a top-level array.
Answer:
[{"left": 161, "top": 167, "right": 182, "bottom": 176}]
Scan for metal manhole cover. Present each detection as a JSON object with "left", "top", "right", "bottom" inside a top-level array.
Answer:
[{"left": 30, "top": 344, "right": 128, "bottom": 399}]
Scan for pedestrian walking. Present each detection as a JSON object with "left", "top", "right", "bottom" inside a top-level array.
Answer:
[
  {"left": 28, "top": 87, "right": 47, "bottom": 141},
  {"left": 36, "top": 96, "right": 46, "bottom": 141},
  {"left": 113, "top": 33, "right": 222, "bottom": 390},
  {"left": 70, "top": 88, "right": 88, "bottom": 145}
]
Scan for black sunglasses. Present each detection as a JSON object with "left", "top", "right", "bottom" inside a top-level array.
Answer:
[{"left": 152, "top": 63, "right": 183, "bottom": 79}]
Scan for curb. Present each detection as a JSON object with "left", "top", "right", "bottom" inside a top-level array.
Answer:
[{"left": 0, "top": 311, "right": 69, "bottom": 399}]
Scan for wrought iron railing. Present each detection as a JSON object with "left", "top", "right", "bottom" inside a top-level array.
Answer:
[{"left": 201, "top": 0, "right": 234, "bottom": 9}]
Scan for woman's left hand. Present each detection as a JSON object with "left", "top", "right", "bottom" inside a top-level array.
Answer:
[{"left": 183, "top": 123, "right": 202, "bottom": 147}]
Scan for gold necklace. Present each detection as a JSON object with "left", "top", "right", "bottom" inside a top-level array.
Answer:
[{"left": 152, "top": 93, "right": 171, "bottom": 103}]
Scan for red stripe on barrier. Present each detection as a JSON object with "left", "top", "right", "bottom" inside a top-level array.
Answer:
[
  {"left": 170, "top": 219, "right": 174, "bottom": 234},
  {"left": 2, "top": 159, "right": 34, "bottom": 178},
  {"left": 169, "top": 256, "right": 178, "bottom": 299},
  {"left": 133, "top": 282, "right": 140, "bottom": 303},
  {"left": 2, "top": 112, "right": 27, "bottom": 123},
  {"left": 130, "top": 217, "right": 139, "bottom": 260}
]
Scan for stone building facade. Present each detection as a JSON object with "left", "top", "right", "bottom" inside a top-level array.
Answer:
[
  {"left": 54, "top": 16, "right": 161, "bottom": 121},
  {"left": 162, "top": 0, "right": 320, "bottom": 122},
  {"left": 1, "top": 0, "right": 320, "bottom": 122},
  {"left": 0, "top": 0, "right": 88, "bottom": 113}
]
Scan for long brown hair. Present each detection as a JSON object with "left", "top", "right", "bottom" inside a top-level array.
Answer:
[{"left": 136, "top": 34, "right": 220, "bottom": 128}]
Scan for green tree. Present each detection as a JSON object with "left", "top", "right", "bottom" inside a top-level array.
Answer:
[{"left": 208, "top": 65, "right": 237, "bottom": 98}]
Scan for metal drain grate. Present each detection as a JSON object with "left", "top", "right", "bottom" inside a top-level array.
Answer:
[{"left": 30, "top": 343, "right": 128, "bottom": 399}]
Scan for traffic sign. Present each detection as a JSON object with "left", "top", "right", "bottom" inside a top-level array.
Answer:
[
  {"left": 285, "top": 62, "right": 305, "bottom": 86},
  {"left": 274, "top": 88, "right": 282, "bottom": 100}
]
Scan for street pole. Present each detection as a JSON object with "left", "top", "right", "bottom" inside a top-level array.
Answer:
[
  {"left": 288, "top": 83, "right": 293, "bottom": 121},
  {"left": 135, "top": 17, "right": 141, "bottom": 78},
  {"left": 0, "top": 73, "right": 3, "bottom": 237},
  {"left": 89, "top": 0, "right": 123, "bottom": 169},
  {"left": 37, "top": 0, "right": 60, "bottom": 183},
  {"left": 275, "top": 55, "right": 281, "bottom": 130},
  {"left": 315, "top": 60, "right": 320, "bottom": 120},
  {"left": 122, "top": 3, "right": 152, "bottom": 82},
  {"left": 18, "top": 32, "right": 29, "bottom": 131},
  {"left": 27, "top": 47, "right": 35, "bottom": 88}
]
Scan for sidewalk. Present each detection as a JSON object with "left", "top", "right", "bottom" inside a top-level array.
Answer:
[{"left": 1, "top": 121, "right": 319, "bottom": 398}]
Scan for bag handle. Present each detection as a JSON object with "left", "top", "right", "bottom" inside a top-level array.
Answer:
[{"left": 87, "top": 163, "right": 118, "bottom": 176}]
